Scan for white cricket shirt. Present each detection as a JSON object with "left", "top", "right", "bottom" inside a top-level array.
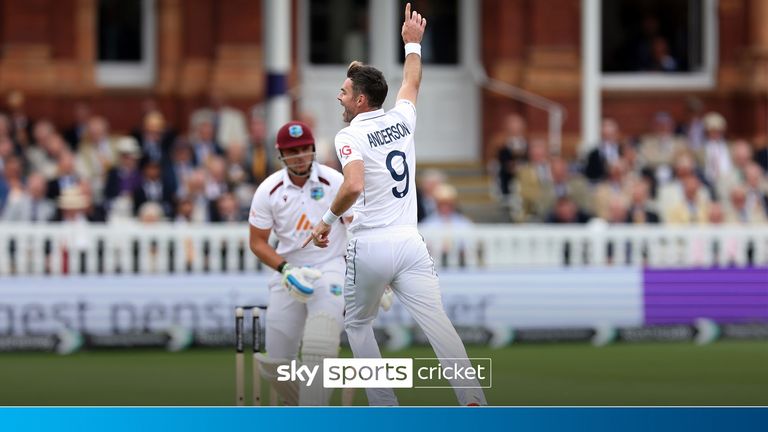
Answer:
[
  {"left": 334, "top": 99, "right": 418, "bottom": 233},
  {"left": 249, "top": 163, "right": 348, "bottom": 266}
]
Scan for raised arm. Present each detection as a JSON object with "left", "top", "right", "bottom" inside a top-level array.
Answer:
[{"left": 396, "top": 3, "right": 427, "bottom": 105}]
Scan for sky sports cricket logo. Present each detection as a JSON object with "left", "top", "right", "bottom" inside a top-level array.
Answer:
[{"left": 276, "top": 358, "right": 492, "bottom": 389}]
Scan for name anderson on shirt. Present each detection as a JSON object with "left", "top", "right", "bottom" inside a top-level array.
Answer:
[{"left": 367, "top": 122, "right": 411, "bottom": 148}]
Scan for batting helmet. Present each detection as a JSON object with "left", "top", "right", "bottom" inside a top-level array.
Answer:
[{"left": 276, "top": 121, "right": 315, "bottom": 150}]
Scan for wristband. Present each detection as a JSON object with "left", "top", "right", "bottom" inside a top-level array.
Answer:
[
  {"left": 404, "top": 43, "right": 421, "bottom": 57},
  {"left": 277, "top": 261, "right": 288, "bottom": 273},
  {"left": 322, "top": 209, "right": 340, "bottom": 225}
]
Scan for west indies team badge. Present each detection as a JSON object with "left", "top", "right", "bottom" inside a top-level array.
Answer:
[{"left": 310, "top": 186, "right": 324, "bottom": 200}]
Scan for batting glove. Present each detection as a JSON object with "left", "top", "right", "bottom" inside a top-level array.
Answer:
[{"left": 281, "top": 264, "right": 322, "bottom": 303}]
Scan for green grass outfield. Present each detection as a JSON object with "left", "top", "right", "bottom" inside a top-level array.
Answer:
[{"left": 0, "top": 341, "right": 766, "bottom": 406}]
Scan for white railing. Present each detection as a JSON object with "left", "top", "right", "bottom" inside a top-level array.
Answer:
[{"left": 1, "top": 223, "right": 767, "bottom": 276}]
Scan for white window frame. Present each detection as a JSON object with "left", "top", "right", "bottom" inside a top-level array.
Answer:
[
  {"left": 600, "top": 0, "right": 718, "bottom": 91},
  {"left": 95, "top": 0, "right": 156, "bottom": 88}
]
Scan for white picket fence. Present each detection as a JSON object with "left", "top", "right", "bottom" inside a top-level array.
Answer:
[{"left": 1, "top": 222, "right": 767, "bottom": 276}]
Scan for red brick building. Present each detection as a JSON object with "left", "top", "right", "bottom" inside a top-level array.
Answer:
[{"left": 0, "top": 0, "right": 765, "bottom": 162}]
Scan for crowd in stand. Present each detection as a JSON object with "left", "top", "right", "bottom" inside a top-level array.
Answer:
[
  {"left": 493, "top": 102, "right": 768, "bottom": 226},
  {"left": 3, "top": 89, "right": 768, "bottom": 228},
  {"left": 0, "top": 90, "right": 290, "bottom": 225}
]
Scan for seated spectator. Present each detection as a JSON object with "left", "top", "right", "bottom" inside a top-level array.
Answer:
[
  {"left": 516, "top": 139, "right": 552, "bottom": 221},
  {"left": 420, "top": 184, "right": 473, "bottom": 228},
  {"left": 724, "top": 185, "right": 767, "bottom": 224},
  {"left": 638, "top": 112, "right": 686, "bottom": 184},
  {"left": 593, "top": 159, "right": 639, "bottom": 221},
  {"left": 546, "top": 196, "right": 592, "bottom": 224},
  {"left": 1, "top": 173, "right": 55, "bottom": 222},
  {"left": 138, "top": 201, "right": 165, "bottom": 224},
  {"left": 75, "top": 116, "right": 116, "bottom": 202},
  {"left": 104, "top": 137, "right": 143, "bottom": 213},
  {"left": 657, "top": 149, "right": 710, "bottom": 211},
  {"left": 167, "top": 138, "right": 195, "bottom": 198},
  {"left": 625, "top": 179, "right": 660, "bottom": 224},
  {"left": 133, "top": 160, "right": 175, "bottom": 218},
  {"left": 189, "top": 109, "right": 223, "bottom": 167},
  {"left": 6, "top": 90, "right": 33, "bottom": 150},
  {"left": 416, "top": 169, "right": 446, "bottom": 222},
  {"left": 135, "top": 110, "right": 173, "bottom": 167},
  {"left": 225, "top": 142, "right": 256, "bottom": 212},
  {"left": 47, "top": 151, "right": 80, "bottom": 200},
  {"left": 697, "top": 112, "right": 732, "bottom": 188},
  {"left": 63, "top": 102, "right": 91, "bottom": 150},
  {"left": 493, "top": 113, "right": 528, "bottom": 202},
  {"left": 177, "top": 169, "right": 213, "bottom": 223},
  {"left": 663, "top": 175, "right": 711, "bottom": 224},
  {"left": 584, "top": 118, "right": 622, "bottom": 182},
  {"left": 212, "top": 192, "right": 245, "bottom": 223},
  {"left": 716, "top": 140, "right": 754, "bottom": 200},
  {"left": 743, "top": 162, "right": 768, "bottom": 218},
  {"left": 204, "top": 156, "right": 229, "bottom": 201},
  {"left": 0, "top": 156, "right": 24, "bottom": 213}
]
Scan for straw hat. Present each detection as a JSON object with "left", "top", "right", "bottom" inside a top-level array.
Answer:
[
  {"left": 116, "top": 136, "right": 142, "bottom": 158},
  {"left": 57, "top": 187, "right": 90, "bottom": 210},
  {"left": 433, "top": 184, "right": 458, "bottom": 203},
  {"left": 703, "top": 112, "right": 726, "bottom": 131}
]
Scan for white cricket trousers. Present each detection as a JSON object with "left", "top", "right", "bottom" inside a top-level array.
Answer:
[{"left": 343, "top": 226, "right": 487, "bottom": 406}]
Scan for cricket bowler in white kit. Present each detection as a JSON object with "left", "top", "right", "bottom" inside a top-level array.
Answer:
[
  {"left": 248, "top": 121, "right": 349, "bottom": 406},
  {"left": 305, "top": 3, "right": 487, "bottom": 406}
]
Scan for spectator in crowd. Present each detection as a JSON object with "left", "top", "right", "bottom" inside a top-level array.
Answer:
[
  {"left": 493, "top": 113, "right": 528, "bottom": 202},
  {"left": 133, "top": 160, "right": 174, "bottom": 218},
  {"left": 420, "top": 184, "right": 473, "bottom": 228},
  {"left": 416, "top": 169, "right": 447, "bottom": 222},
  {"left": 0, "top": 156, "right": 23, "bottom": 212},
  {"left": 716, "top": 140, "right": 754, "bottom": 200},
  {"left": 698, "top": 112, "right": 732, "bottom": 188},
  {"left": 638, "top": 111, "right": 686, "bottom": 184},
  {"left": 663, "top": 175, "right": 711, "bottom": 224},
  {"left": 189, "top": 109, "right": 223, "bottom": 167},
  {"left": 1, "top": 173, "right": 55, "bottom": 222},
  {"left": 104, "top": 137, "right": 143, "bottom": 215},
  {"left": 203, "top": 156, "right": 229, "bottom": 202},
  {"left": 178, "top": 169, "right": 213, "bottom": 223},
  {"left": 605, "top": 196, "right": 629, "bottom": 224},
  {"left": 680, "top": 96, "right": 706, "bottom": 151},
  {"left": 246, "top": 107, "right": 271, "bottom": 183},
  {"left": 138, "top": 201, "right": 165, "bottom": 225},
  {"left": 546, "top": 196, "right": 591, "bottom": 224},
  {"left": 25, "top": 120, "right": 55, "bottom": 177},
  {"left": 6, "top": 90, "right": 33, "bottom": 149},
  {"left": 657, "top": 150, "right": 709, "bottom": 212},
  {"left": 584, "top": 118, "right": 622, "bottom": 182},
  {"left": 75, "top": 116, "right": 115, "bottom": 202},
  {"left": 192, "top": 90, "right": 247, "bottom": 150},
  {"left": 516, "top": 139, "right": 552, "bottom": 221},
  {"left": 724, "top": 185, "right": 767, "bottom": 224},
  {"left": 649, "top": 36, "right": 678, "bottom": 72},
  {"left": 224, "top": 142, "right": 255, "bottom": 212},
  {"left": 743, "top": 162, "right": 768, "bottom": 218},
  {"left": 46, "top": 151, "right": 80, "bottom": 201},
  {"left": 167, "top": 138, "right": 195, "bottom": 198},
  {"left": 135, "top": 110, "right": 173, "bottom": 167},
  {"left": 212, "top": 192, "right": 244, "bottom": 223},
  {"left": 593, "top": 159, "right": 638, "bottom": 221},
  {"left": 548, "top": 157, "right": 592, "bottom": 215},
  {"left": 63, "top": 102, "right": 91, "bottom": 150},
  {"left": 29, "top": 128, "right": 67, "bottom": 180},
  {"left": 625, "top": 179, "right": 660, "bottom": 224}
]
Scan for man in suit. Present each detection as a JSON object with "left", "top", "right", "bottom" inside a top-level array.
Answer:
[
  {"left": 1, "top": 173, "right": 56, "bottom": 222},
  {"left": 584, "top": 118, "right": 623, "bottom": 182}
]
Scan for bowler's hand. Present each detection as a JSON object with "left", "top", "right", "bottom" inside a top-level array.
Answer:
[
  {"left": 302, "top": 220, "right": 331, "bottom": 248},
  {"left": 402, "top": 3, "right": 427, "bottom": 44}
]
